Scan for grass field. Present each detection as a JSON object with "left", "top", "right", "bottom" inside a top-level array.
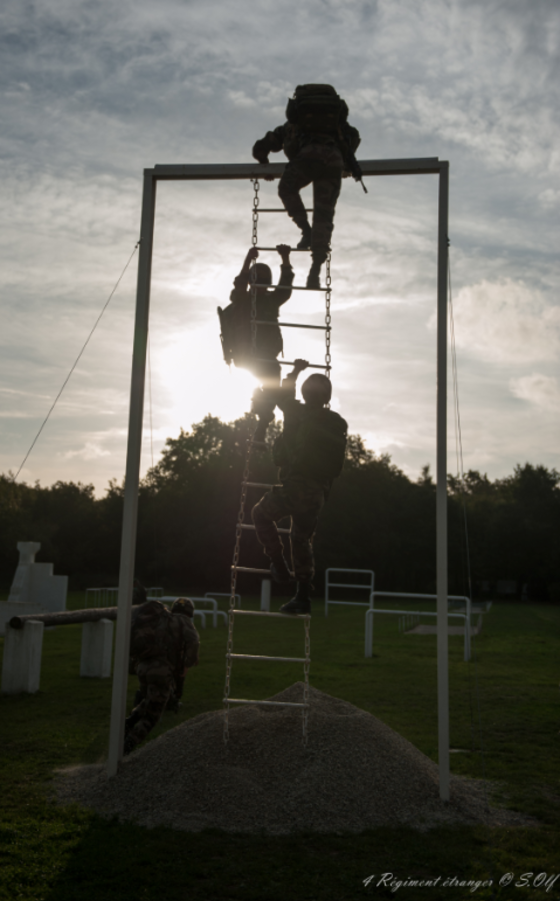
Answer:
[{"left": 1, "top": 591, "right": 559, "bottom": 901}]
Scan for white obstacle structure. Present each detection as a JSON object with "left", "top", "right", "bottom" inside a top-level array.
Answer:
[
  {"left": 1, "top": 621, "right": 44, "bottom": 693},
  {"left": 80, "top": 619, "right": 114, "bottom": 678},
  {"left": 324, "top": 568, "right": 375, "bottom": 616},
  {"left": 364, "top": 591, "right": 473, "bottom": 661},
  {"left": 0, "top": 542, "right": 68, "bottom": 636}
]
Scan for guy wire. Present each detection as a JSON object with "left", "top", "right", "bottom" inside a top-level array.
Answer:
[{"left": 12, "top": 240, "right": 140, "bottom": 483}]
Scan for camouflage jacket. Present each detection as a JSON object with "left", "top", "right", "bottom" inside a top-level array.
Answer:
[
  {"left": 228, "top": 263, "right": 294, "bottom": 360},
  {"left": 129, "top": 600, "right": 200, "bottom": 677},
  {"left": 273, "top": 374, "right": 348, "bottom": 488},
  {"left": 252, "top": 120, "right": 361, "bottom": 165}
]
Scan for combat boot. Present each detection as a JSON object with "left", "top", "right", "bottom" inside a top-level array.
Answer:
[
  {"left": 296, "top": 223, "right": 312, "bottom": 250},
  {"left": 306, "top": 260, "right": 322, "bottom": 289},
  {"left": 280, "top": 581, "right": 312, "bottom": 615}
]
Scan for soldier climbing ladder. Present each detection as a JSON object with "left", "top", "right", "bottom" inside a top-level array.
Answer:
[{"left": 223, "top": 179, "right": 335, "bottom": 746}]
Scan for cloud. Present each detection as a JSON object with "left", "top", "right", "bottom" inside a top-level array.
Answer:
[
  {"left": 510, "top": 373, "right": 560, "bottom": 412},
  {"left": 61, "top": 442, "right": 111, "bottom": 461},
  {"left": 448, "top": 279, "right": 560, "bottom": 362}
]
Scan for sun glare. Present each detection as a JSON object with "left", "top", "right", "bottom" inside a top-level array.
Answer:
[{"left": 154, "top": 322, "right": 260, "bottom": 432}]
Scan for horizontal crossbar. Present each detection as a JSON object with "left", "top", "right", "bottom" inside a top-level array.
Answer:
[
  {"left": 224, "top": 698, "right": 308, "bottom": 708},
  {"left": 243, "top": 481, "right": 275, "bottom": 489},
  {"left": 233, "top": 566, "right": 274, "bottom": 575},
  {"left": 227, "top": 653, "right": 310, "bottom": 663},
  {"left": 255, "top": 320, "right": 330, "bottom": 331},
  {"left": 151, "top": 158, "right": 444, "bottom": 180}
]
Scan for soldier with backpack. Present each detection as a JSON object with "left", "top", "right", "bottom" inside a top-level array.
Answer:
[
  {"left": 124, "top": 598, "right": 200, "bottom": 755},
  {"left": 218, "top": 243, "right": 294, "bottom": 442},
  {"left": 252, "top": 84, "right": 361, "bottom": 289},
  {"left": 251, "top": 359, "right": 348, "bottom": 615}
]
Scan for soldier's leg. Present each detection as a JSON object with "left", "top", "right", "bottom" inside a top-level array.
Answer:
[
  {"left": 290, "top": 492, "right": 325, "bottom": 583},
  {"left": 252, "top": 487, "right": 294, "bottom": 581},
  {"left": 307, "top": 150, "right": 343, "bottom": 288},
  {"left": 278, "top": 159, "right": 314, "bottom": 245},
  {"left": 279, "top": 484, "right": 324, "bottom": 614},
  {"left": 123, "top": 664, "right": 175, "bottom": 754}
]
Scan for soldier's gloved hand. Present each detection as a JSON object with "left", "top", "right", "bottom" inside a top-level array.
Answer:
[{"left": 252, "top": 141, "right": 269, "bottom": 165}]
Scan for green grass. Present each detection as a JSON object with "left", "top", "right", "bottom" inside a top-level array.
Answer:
[{"left": 1, "top": 593, "right": 559, "bottom": 900}]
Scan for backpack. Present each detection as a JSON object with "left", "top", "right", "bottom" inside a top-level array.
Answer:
[
  {"left": 273, "top": 407, "right": 348, "bottom": 483},
  {"left": 286, "top": 84, "right": 349, "bottom": 135},
  {"left": 218, "top": 301, "right": 283, "bottom": 366},
  {"left": 129, "top": 600, "right": 176, "bottom": 662}
]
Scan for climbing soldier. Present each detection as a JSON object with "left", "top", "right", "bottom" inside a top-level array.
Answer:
[
  {"left": 124, "top": 598, "right": 200, "bottom": 755},
  {"left": 252, "top": 84, "right": 361, "bottom": 289},
  {"left": 218, "top": 243, "right": 294, "bottom": 443},
  {"left": 252, "top": 359, "right": 348, "bottom": 615}
]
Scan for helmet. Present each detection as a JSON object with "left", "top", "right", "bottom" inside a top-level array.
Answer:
[
  {"left": 251, "top": 262, "right": 272, "bottom": 286},
  {"left": 172, "top": 597, "right": 195, "bottom": 618},
  {"left": 301, "top": 373, "right": 332, "bottom": 405}
]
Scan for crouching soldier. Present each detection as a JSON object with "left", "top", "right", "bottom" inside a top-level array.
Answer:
[
  {"left": 252, "top": 84, "right": 361, "bottom": 289},
  {"left": 252, "top": 359, "right": 348, "bottom": 614},
  {"left": 124, "top": 597, "right": 199, "bottom": 755}
]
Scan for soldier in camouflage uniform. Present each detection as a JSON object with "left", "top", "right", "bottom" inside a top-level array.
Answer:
[
  {"left": 219, "top": 244, "right": 294, "bottom": 442},
  {"left": 124, "top": 598, "right": 199, "bottom": 755},
  {"left": 252, "top": 359, "right": 348, "bottom": 615},
  {"left": 252, "top": 84, "right": 361, "bottom": 289}
]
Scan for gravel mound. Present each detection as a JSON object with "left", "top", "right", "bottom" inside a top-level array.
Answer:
[{"left": 54, "top": 683, "right": 535, "bottom": 834}]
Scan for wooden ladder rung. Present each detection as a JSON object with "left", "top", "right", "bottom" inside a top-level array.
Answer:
[
  {"left": 224, "top": 698, "right": 308, "bottom": 708},
  {"left": 252, "top": 283, "right": 328, "bottom": 292},
  {"left": 255, "top": 320, "right": 330, "bottom": 331},
  {"left": 253, "top": 358, "right": 329, "bottom": 370},
  {"left": 237, "top": 523, "right": 290, "bottom": 535},
  {"left": 228, "top": 653, "right": 310, "bottom": 663}
]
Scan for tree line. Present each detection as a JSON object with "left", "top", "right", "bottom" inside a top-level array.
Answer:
[{"left": 1, "top": 414, "right": 558, "bottom": 601}]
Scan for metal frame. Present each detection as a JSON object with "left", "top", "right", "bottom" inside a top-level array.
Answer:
[
  {"left": 324, "top": 568, "right": 375, "bottom": 615},
  {"left": 364, "top": 592, "right": 472, "bottom": 662},
  {"left": 107, "top": 156, "right": 450, "bottom": 801}
]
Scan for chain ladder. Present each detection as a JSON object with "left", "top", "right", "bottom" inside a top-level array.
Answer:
[
  {"left": 303, "top": 616, "right": 310, "bottom": 746},
  {"left": 223, "top": 433, "right": 253, "bottom": 746},
  {"left": 325, "top": 250, "right": 332, "bottom": 409},
  {"left": 250, "top": 179, "right": 260, "bottom": 356}
]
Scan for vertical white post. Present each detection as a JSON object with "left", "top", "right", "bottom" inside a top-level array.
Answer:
[
  {"left": 260, "top": 579, "right": 271, "bottom": 612},
  {"left": 107, "top": 171, "right": 157, "bottom": 776},
  {"left": 436, "top": 163, "right": 450, "bottom": 801}
]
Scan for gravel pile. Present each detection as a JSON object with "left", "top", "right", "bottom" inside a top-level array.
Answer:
[{"left": 54, "top": 683, "right": 534, "bottom": 834}]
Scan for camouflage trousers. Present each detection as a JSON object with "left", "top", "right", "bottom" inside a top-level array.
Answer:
[
  {"left": 124, "top": 658, "right": 176, "bottom": 752},
  {"left": 252, "top": 478, "right": 325, "bottom": 582},
  {"left": 278, "top": 143, "right": 343, "bottom": 260}
]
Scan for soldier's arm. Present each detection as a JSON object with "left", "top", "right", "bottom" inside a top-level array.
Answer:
[
  {"left": 233, "top": 247, "right": 259, "bottom": 292},
  {"left": 345, "top": 124, "right": 361, "bottom": 154},
  {"left": 271, "top": 244, "right": 294, "bottom": 306},
  {"left": 277, "top": 360, "right": 309, "bottom": 412},
  {"left": 252, "top": 125, "right": 285, "bottom": 163}
]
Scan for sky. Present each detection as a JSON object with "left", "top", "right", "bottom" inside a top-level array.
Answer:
[{"left": 1, "top": 0, "right": 559, "bottom": 494}]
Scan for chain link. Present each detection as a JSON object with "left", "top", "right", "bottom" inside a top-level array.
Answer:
[
  {"left": 223, "top": 428, "right": 253, "bottom": 746},
  {"left": 303, "top": 616, "right": 310, "bottom": 746},
  {"left": 325, "top": 250, "right": 332, "bottom": 406},
  {"left": 250, "top": 179, "right": 259, "bottom": 357}
]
